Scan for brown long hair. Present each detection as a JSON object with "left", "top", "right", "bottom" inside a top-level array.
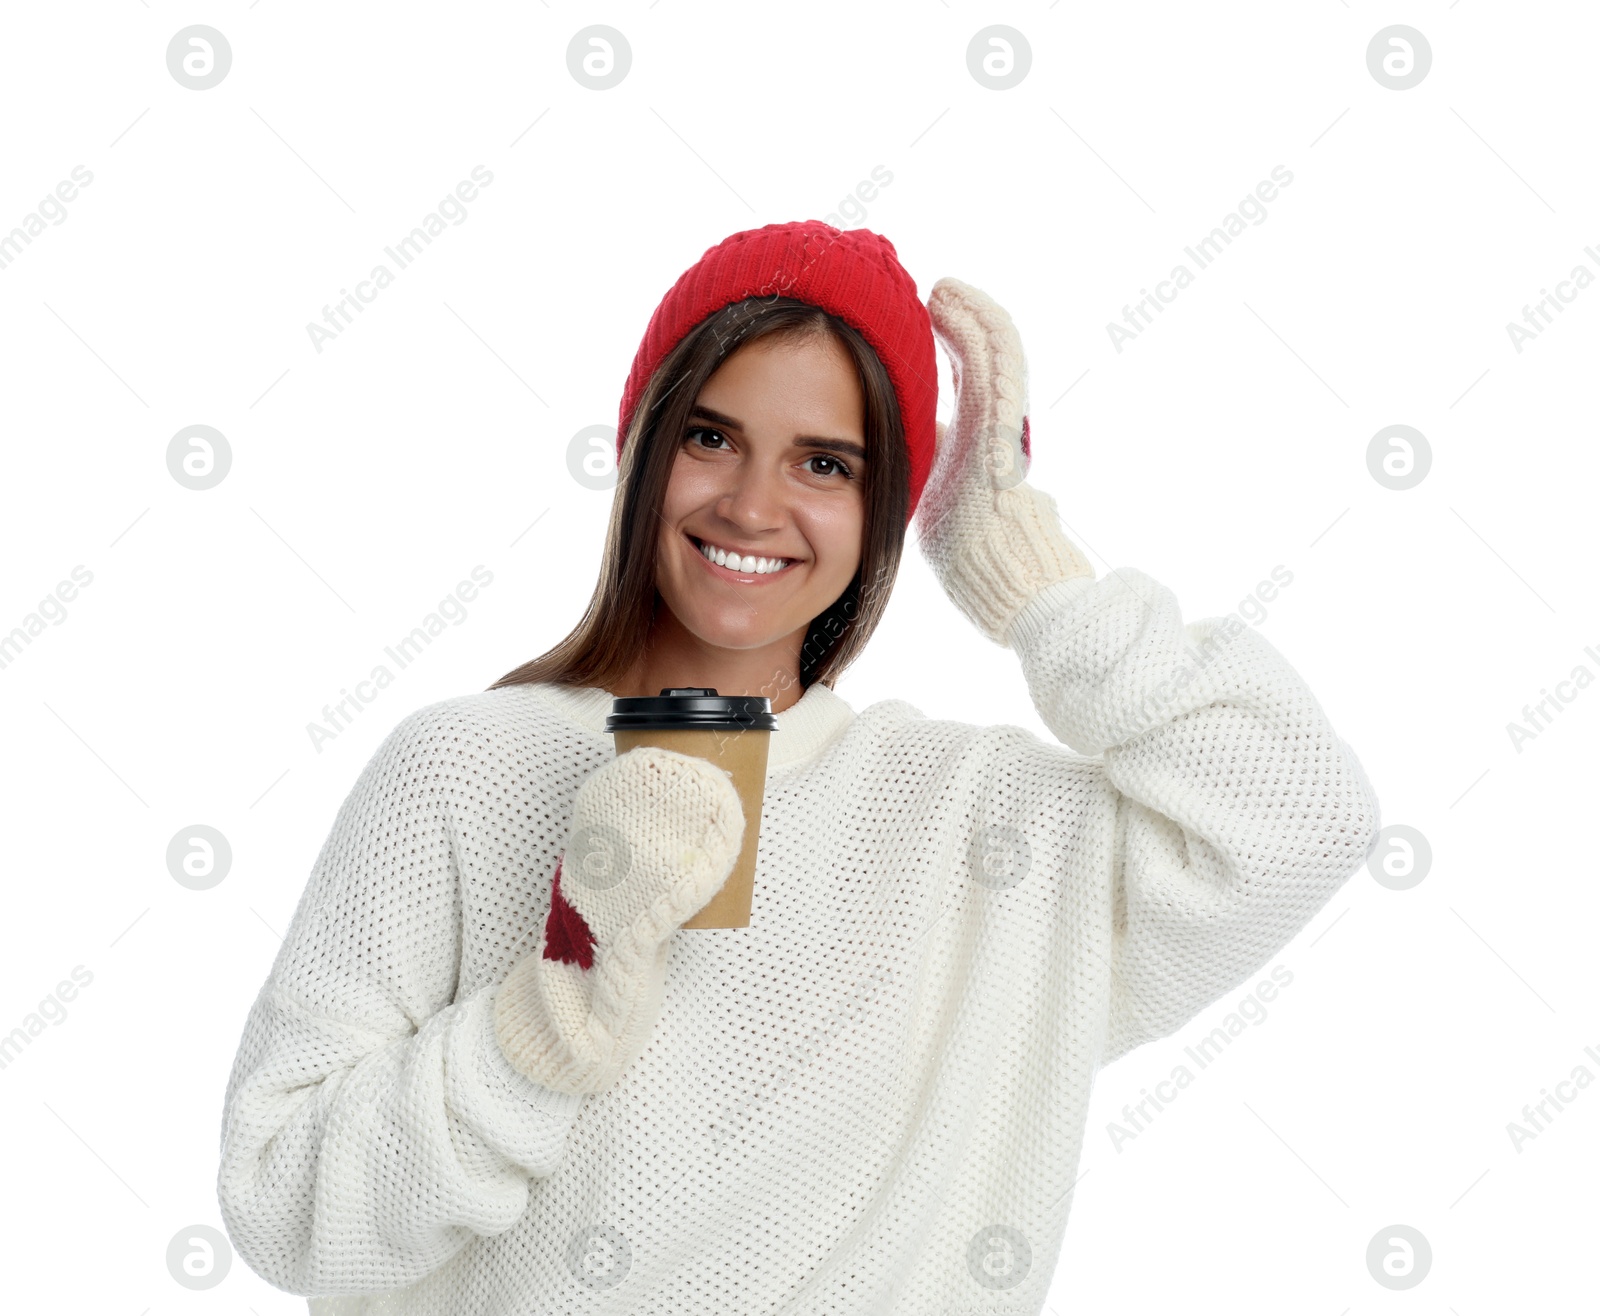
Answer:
[{"left": 487, "top": 296, "right": 911, "bottom": 697}]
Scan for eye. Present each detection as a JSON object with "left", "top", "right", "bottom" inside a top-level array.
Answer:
[
  {"left": 685, "top": 426, "right": 729, "bottom": 451},
  {"left": 804, "top": 454, "right": 854, "bottom": 480}
]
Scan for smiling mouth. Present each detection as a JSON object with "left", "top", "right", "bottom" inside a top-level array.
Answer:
[{"left": 686, "top": 534, "right": 801, "bottom": 578}]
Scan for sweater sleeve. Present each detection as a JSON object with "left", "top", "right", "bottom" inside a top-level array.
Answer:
[
  {"left": 1000, "top": 567, "right": 1382, "bottom": 1069},
  {"left": 215, "top": 704, "right": 585, "bottom": 1298}
]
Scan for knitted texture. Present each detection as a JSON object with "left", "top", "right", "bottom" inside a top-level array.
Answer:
[
  {"left": 492, "top": 745, "right": 745, "bottom": 1096},
  {"left": 616, "top": 221, "right": 939, "bottom": 521},
  {"left": 216, "top": 576, "right": 1380, "bottom": 1313},
  {"left": 916, "top": 277, "right": 1096, "bottom": 644}
]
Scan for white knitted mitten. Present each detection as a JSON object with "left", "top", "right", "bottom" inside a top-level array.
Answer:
[
  {"left": 917, "top": 277, "right": 1095, "bottom": 644},
  {"left": 493, "top": 745, "right": 746, "bottom": 1095}
]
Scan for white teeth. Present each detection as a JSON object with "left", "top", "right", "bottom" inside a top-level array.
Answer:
[{"left": 697, "top": 538, "right": 792, "bottom": 574}]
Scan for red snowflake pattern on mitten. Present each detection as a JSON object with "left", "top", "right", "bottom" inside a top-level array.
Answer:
[{"left": 542, "top": 855, "right": 597, "bottom": 969}]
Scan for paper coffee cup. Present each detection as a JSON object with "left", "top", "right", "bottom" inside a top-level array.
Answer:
[{"left": 605, "top": 688, "right": 776, "bottom": 929}]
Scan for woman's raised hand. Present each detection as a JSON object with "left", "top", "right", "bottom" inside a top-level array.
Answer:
[
  {"left": 493, "top": 746, "right": 746, "bottom": 1095},
  {"left": 916, "top": 277, "right": 1094, "bottom": 645}
]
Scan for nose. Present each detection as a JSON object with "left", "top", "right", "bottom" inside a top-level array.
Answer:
[{"left": 714, "top": 456, "right": 787, "bottom": 533}]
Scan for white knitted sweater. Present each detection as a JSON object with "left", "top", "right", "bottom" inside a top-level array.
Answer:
[{"left": 216, "top": 567, "right": 1380, "bottom": 1315}]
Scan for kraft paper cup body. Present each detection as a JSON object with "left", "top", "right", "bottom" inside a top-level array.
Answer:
[{"left": 611, "top": 726, "right": 770, "bottom": 928}]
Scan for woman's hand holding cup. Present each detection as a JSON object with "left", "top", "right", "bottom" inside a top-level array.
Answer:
[{"left": 494, "top": 746, "right": 745, "bottom": 1095}]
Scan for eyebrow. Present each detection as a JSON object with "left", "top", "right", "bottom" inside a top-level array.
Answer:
[{"left": 689, "top": 404, "right": 867, "bottom": 463}]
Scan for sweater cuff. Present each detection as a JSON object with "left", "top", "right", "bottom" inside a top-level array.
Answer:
[
  {"left": 431, "top": 987, "right": 585, "bottom": 1181},
  {"left": 1002, "top": 571, "right": 1101, "bottom": 652},
  {"left": 470, "top": 984, "right": 585, "bottom": 1119}
]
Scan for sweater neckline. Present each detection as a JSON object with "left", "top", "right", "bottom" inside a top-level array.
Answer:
[{"left": 527, "top": 679, "right": 856, "bottom": 771}]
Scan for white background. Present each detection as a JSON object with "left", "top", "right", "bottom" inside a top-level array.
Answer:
[{"left": 1, "top": 2, "right": 1595, "bottom": 1312}]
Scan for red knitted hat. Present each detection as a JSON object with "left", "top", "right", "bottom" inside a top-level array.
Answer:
[{"left": 617, "top": 221, "right": 939, "bottom": 522}]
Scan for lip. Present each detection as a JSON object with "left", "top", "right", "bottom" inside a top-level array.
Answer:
[{"left": 685, "top": 533, "right": 803, "bottom": 585}]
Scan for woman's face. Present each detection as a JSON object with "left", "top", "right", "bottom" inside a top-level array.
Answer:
[{"left": 653, "top": 331, "right": 867, "bottom": 663}]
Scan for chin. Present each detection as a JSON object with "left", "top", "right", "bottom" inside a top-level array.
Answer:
[{"left": 681, "top": 608, "right": 780, "bottom": 651}]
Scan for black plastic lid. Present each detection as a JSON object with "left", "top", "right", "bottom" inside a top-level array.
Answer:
[{"left": 605, "top": 687, "right": 778, "bottom": 733}]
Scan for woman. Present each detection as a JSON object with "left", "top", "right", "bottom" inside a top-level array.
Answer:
[{"left": 216, "top": 221, "right": 1381, "bottom": 1314}]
